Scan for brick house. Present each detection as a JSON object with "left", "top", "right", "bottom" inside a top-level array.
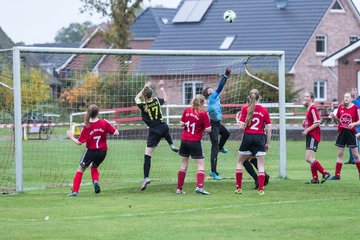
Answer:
[
  {"left": 57, "top": 8, "right": 176, "bottom": 77},
  {"left": 57, "top": 0, "right": 360, "bottom": 106},
  {"left": 290, "top": 0, "right": 360, "bottom": 103},
  {"left": 322, "top": 39, "right": 360, "bottom": 100}
]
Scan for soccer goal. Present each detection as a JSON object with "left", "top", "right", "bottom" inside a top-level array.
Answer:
[{"left": 1, "top": 47, "right": 286, "bottom": 192}]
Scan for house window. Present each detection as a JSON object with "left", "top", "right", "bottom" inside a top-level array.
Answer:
[
  {"left": 183, "top": 81, "right": 203, "bottom": 104},
  {"left": 316, "top": 35, "right": 326, "bottom": 54},
  {"left": 314, "top": 80, "right": 327, "bottom": 102},
  {"left": 330, "top": 0, "right": 344, "bottom": 12},
  {"left": 65, "top": 68, "right": 72, "bottom": 78},
  {"left": 350, "top": 36, "right": 359, "bottom": 44},
  {"left": 219, "top": 36, "right": 236, "bottom": 49}
]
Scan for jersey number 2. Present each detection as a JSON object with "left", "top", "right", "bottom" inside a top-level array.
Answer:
[{"left": 250, "top": 117, "right": 260, "bottom": 130}]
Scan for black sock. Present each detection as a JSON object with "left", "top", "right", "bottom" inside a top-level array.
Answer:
[
  {"left": 250, "top": 158, "right": 258, "bottom": 169},
  {"left": 144, "top": 155, "right": 151, "bottom": 178},
  {"left": 243, "top": 160, "right": 258, "bottom": 182}
]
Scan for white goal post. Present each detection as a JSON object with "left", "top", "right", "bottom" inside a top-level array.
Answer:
[{"left": 12, "top": 46, "right": 286, "bottom": 192}]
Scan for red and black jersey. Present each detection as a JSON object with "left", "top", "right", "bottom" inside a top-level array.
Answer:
[
  {"left": 180, "top": 107, "right": 211, "bottom": 142},
  {"left": 304, "top": 103, "right": 321, "bottom": 142},
  {"left": 137, "top": 97, "right": 165, "bottom": 127},
  {"left": 78, "top": 119, "right": 117, "bottom": 150},
  {"left": 239, "top": 104, "right": 271, "bottom": 134},
  {"left": 336, "top": 104, "right": 360, "bottom": 132}
]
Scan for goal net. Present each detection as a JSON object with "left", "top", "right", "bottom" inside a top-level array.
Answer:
[{"left": 1, "top": 47, "right": 286, "bottom": 192}]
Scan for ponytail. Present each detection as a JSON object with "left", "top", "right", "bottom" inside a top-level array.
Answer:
[
  {"left": 244, "top": 89, "right": 260, "bottom": 128},
  {"left": 84, "top": 104, "right": 99, "bottom": 128}
]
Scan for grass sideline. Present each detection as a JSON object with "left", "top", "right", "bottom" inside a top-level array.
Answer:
[{"left": 1, "top": 141, "right": 360, "bottom": 239}]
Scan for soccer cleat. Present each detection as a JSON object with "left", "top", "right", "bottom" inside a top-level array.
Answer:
[
  {"left": 93, "top": 180, "right": 101, "bottom": 194},
  {"left": 68, "top": 192, "right": 78, "bottom": 197},
  {"left": 235, "top": 188, "right": 242, "bottom": 194},
  {"left": 327, "top": 176, "right": 340, "bottom": 181},
  {"left": 219, "top": 147, "right": 228, "bottom": 154},
  {"left": 170, "top": 145, "right": 179, "bottom": 153},
  {"left": 321, "top": 172, "right": 331, "bottom": 183},
  {"left": 258, "top": 190, "right": 265, "bottom": 196},
  {"left": 195, "top": 187, "right": 210, "bottom": 195},
  {"left": 176, "top": 189, "right": 186, "bottom": 194},
  {"left": 209, "top": 171, "right": 222, "bottom": 180},
  {"left": 264, "top": 174, "right": 270, "bottom": 186},
  {"left": 304, "top": 179, "right": 320, "bottom": 184},
  {"left": 254, "top": 181, "right": 259, "bottom": 190},
  {"left": 140, "top": 177, "right": 151, "bottom": 191}
]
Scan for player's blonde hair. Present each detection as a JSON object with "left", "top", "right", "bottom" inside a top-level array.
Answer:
[
  {"left": 245, "top": 89, "right": 260, "bottom": 128},
  {"left": 142, "top": 86, "right": 153, "bottom": 112},
  {"left": 84, "top": 104, "right": 99, "bottom": 128},
  {"left": 192, "top": 94, "right": 206, "bottom": 111}
]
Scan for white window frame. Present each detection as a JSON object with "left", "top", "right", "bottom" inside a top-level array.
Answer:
[
  {"left": 182, "top": 81, "right": 203, "bottom": 104},
  {"left": 330, "top": 0, "right": 345, "bottom": 13},
  {"left": 314, "top": 80, "right": 327, "bottom": 102},
  {"left": 316, "top": 35, "right": 327, "bottom": 55}
]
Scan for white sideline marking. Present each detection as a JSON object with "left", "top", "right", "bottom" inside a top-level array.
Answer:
[{"left": 1, "top": 196, "right": 354, "bottom": 222}]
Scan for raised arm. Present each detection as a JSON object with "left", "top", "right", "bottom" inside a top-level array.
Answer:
[
  {"left": 135, "top": 81, "right": 151, "bottom": 104},
  {"left": 215, "top": 67, "right": 231, "bottom": 94},
  {"left": 158, "top": 80, "right": 168, "bottom": 102}
]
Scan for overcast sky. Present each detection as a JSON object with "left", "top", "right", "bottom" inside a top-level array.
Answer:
[
  {"left": 0, "top": 0, "right": 359, "bottom": 45},
  {"left": 0, "top": 0, "right": 181, "bottom": 45}
]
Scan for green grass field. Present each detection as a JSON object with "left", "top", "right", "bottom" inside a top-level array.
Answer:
[{"left": 1, "top": 140, "right": 360, "bottom": 239}]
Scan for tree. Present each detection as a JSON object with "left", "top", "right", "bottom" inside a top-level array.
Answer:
[
  {"left": 59, "top": 74, "right": 105, "bottom": 111},
  {"left": 0, "top": 65, "right": 50, "bottom": 113},
  {"left": 80, "top": 0, "right": 143, "bottom": 49},
  {"left": 55, "top": 21, "right": 93, "bottom": 44}
]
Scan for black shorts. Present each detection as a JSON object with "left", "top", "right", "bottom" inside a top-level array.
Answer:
[
  {"left": 79, "top": 149, "right": 107, "bottom": 168},
  {"left": 239, "top": 133, "right": 267, "bottom": 157},
  {"left": 179, "top": 140, "right": 204, "bottom": 159},
  {"left": 147, "top": 123, "right": 170, "bottom": 148},
  {"left": 335, "top": 129, "right": 357, "bottom": 148},
  {"left": 306, "top": 134, "right": 319, "bottom": 152}
]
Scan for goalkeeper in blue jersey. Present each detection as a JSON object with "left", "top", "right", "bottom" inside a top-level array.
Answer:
[{"left": 202, "top": 67, "right": 231, "bottom": 180}]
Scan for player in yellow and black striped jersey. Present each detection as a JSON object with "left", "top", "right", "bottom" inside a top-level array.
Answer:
[{"left": 135, "top": 80, "right": 179, "bottom": 191}]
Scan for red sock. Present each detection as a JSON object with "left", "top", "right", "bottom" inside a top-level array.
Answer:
[
  {"left": 355, "top": 162, "right": 360, "bottom": 176},
  {"left": 177, "top": 169, "right": 186, "bottom": 190},
  {"left": 196, "top": 170, "right": 205, "bottom": 188},
  {"left": 90, "top": 167, "right": 99, "bottom": 182},
  {"left": 310, "top": 164, "right": 318, "bottom": 181},
  {"left": 335, "top": 162, "right": 342, "bottom": 178},
  {"left": 313, "top": 160, "right": 327, "bottom": 175},
  {"left": 258, "top": 172, "right": 265, "bottom": 191},
  {"left": 235, "top": 169, "right": 243, "bottom": 189},
  {"left": 72, "top": 171, "right": 83, "bottom": 193}
]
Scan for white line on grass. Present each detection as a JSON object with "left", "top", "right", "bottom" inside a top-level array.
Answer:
[{"left": 1, "top": 196, "right": 355, "bottom": 222}]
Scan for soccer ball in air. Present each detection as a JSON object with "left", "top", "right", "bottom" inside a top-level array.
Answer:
[{"left": 223, "top": 10, "right": 236, "bottom": 23}]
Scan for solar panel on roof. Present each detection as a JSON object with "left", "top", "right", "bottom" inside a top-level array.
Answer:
[{"left": 172, "top": 0, "right": 213, "bottom": 23}]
